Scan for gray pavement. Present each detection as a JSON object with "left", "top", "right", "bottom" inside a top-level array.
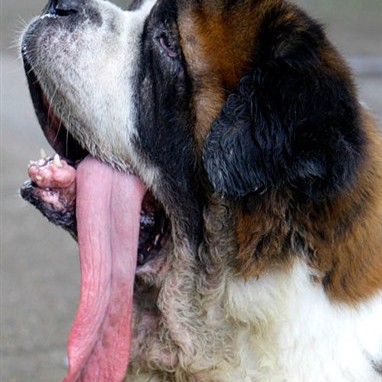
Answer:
[{"left": 1, "top": 0, "right": 381, "bottom": 381}]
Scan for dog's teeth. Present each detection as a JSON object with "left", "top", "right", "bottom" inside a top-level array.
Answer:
[
  {"left": 36, "top": 175, "right": 43, "bottom": 181},
  {"left": 54, "top": 154, "right": 63, "bottom": 168},
  {"left": 40, "top": 148, "right": 47, "bottom": 159}
]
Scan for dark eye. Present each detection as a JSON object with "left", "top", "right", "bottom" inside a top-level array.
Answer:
[{"left": 158, "top": 33, "right": 178, "bottom": 58}]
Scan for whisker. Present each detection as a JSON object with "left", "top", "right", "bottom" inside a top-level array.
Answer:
[
  {"left": 66, "top": 111, "right": 72, "bottom": 157},
  {"left": 46, "top": 88, "right": 63, "bottom": 147},
  {"left": 9, "top": 16, "right": 29, "bottom": 51}
]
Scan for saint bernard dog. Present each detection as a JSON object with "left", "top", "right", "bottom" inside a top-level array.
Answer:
[{"left": 20, "top": 0, "right": 382, "bottom": 381}]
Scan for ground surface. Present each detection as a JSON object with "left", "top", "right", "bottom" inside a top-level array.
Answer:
[{"left": 1, "top": 0, "right": 381, "bottom": 381}]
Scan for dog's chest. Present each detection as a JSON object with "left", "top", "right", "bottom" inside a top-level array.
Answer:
[{"left": 225, "top": 260, "right": 382, "bottom": 382}]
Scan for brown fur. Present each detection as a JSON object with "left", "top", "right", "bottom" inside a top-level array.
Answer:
[
  {"left": 179, "top": 0, "right": 268, "bottom": 148},
  {"left": 179, "top": 0, "right": 382, "bottom": 304},
  {"left": 231, "top": 109, "right": 382, "bottom": 304}
]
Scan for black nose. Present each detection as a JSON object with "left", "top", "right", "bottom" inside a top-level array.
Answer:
[{"left": 43, "top": 0, "right": 85, "bottom": 16}]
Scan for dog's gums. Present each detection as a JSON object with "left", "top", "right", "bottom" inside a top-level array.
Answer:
[
  {"left": 21, "top": 156, "right": 77, "bottom": 236},
  {"left": 27, "top": 155, "right": 76, "bottom": 204}
]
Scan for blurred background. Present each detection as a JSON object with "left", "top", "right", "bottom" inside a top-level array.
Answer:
[{"left": 1, "top": 0, "right": 381, "bottom": 381}]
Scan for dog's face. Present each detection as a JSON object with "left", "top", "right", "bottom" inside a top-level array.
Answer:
[
  {"left": 23, "top": 0, "right": 180, "bottom": 189},
  {"left": 22, "top": 0, "right": 209, "bottom": 225},
  {"left": 21, "top": 0, "right": 375, "bottom": 381}
]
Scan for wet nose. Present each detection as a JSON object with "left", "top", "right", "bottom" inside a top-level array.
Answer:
[{"left": 44, "top": 0, "right": 86, "bottom": 16}]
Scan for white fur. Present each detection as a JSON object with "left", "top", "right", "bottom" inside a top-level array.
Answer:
[
  {"left": 24, "top": 0, "right": 158, "bottom": 185},
  {"left": 226, "top": 260, "right": 382, "bottom": 381}
]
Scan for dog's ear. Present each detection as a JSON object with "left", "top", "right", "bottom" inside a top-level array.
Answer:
[{"left": 203, "top": 10, "right": 364, "bottom": 201}]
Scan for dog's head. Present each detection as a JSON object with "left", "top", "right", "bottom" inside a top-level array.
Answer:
[{"left": 21, "top": 0, "right": 366, "bottom": 380}]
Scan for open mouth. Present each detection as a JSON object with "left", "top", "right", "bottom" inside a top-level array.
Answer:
[
  {"left": 21, "top": 59, "right": 171, "bottom": 381},
  {"left": 22, "top": 61, "right": 171, "bottom": 264}
]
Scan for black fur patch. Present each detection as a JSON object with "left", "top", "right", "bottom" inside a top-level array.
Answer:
[
  {"left": 134, "top": 0, "right": 203, "bottom": 239},
  {"left": 20, "top": 180, "right": 77, "bottom": 239},
  {"left": 203, "top": 5, "right": 365, "bottom": 202},
  {"left": 372, "top": 360, "right": 382, "bottom": 376}
]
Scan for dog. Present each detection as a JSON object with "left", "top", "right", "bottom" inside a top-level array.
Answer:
[{"left": 20, "top": 0, "right": 382, "bottom": 381}]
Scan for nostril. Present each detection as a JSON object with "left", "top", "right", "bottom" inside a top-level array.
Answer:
[
  {"left": 55, "top": 0, "right": 81, "bottom": 16},
  {"left": 43, "top": 0, "right": 83, "bottom": 17},
  {"left": 55, "top": 8, "right": 77, "bottom": 17}
]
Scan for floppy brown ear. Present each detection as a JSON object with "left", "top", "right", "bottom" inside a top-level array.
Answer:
[{"left": 203, "top": 9, "right": 365, "bottom": 201}]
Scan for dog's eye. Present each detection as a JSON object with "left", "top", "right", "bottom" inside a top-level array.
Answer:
[{"left": 157, "top": 33, "right": 178, "bottom": 58}]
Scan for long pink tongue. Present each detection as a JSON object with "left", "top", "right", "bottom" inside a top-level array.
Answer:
[{"left": 63, "top": 156, "right": 145, "bottom": 382}]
